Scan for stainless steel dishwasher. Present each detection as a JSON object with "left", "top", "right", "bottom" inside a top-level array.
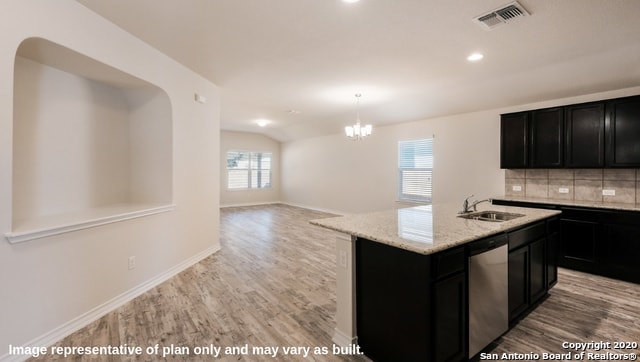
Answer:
[{"left": 468, "top": 234, "right": 509, "bottom": 358}]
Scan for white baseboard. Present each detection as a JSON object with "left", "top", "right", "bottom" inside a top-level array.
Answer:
[
  {"left": 280, "top": 202, "right": 347, "bottom": 216},
  {"left": 219, "top": 201, "right": 280, "bottom": 208},
  {"left": 220, "top": 201, "right": 347, "bottom": 216},
  {"left": 0, "top": 245, "right": 220, "bottom": 362},
  {"left": 332, "top": 328, "right": 358, "bottom": 347}
]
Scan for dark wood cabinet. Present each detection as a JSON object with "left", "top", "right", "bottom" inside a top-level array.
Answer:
[
  {"left": 356, "top": 217, "right": 559, "bottom": 361},
  {"left": 508, "top": 245, "right": 529, "bottom": 321},
  {"left": 501, "top": 107, "right": 563, "bottom": 169},
  {"left": 501, "top": 112, "right": 529, "bottom": 168},
  {"left": 529, "top": 238, "right": 546, "bottom": 303},
  {"left": 562, "top": 208, "right": 640, "bottom": 283},
  {"left": 605, "top": 95, "right": 640, "bottom": 167},
  {"left": 546, "top": 217, "right": 560, "bottom": 288},
  {"left": 507, "top": 221, "right": 552, "bottom": 323},
  {"left": 560, "top": 218, "right": 598, "bottom": 271},
  {"left": 501, "top": 94, "right": 640, "bottom": 169},
  {"left": 433, "top": 273, "right": 466, "bottom": 362},
  {"left": 493, "top": 199, "right": 640, "bottom": 284},
  {"left": 602, "top": 223, "right": 640, "bottom": 270},
  {"left": 600, "top": 210, "right": 640, "bottom": 281},
  {"left": 565, "top": 102, "right": 605, "bottom": 167},
  {"left": 355, "top": 238, "right": 466, "bottom": 362},
  {"left": 530, "top": 107, "right": 564, "bottom": 168}
]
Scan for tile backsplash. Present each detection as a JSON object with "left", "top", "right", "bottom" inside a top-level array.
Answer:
[{"left": 505, "top": 169, "right": 640, "bottom": 204}]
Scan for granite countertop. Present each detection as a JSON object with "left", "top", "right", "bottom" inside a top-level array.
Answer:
[
  {"left": 310, "top": 203, "right": 560, "bottom": 255},
  {"left": 494, "top": 196, "right": 640, "bottom": 212}
]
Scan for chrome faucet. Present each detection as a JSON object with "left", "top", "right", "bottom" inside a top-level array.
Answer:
[{"left": 459, "top": 194, "right": 491, "bottom": 214}]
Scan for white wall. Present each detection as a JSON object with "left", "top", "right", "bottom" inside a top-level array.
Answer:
[
  {"left": 0, "top": 1, "right": 220, "bottom": 358},
  {"left": 281, "top": 86, "right": 640, "bottom": 215},
  {"left": 220, "top": 131, "right": 280, "bottom": 206},
  {"left": 281, "top": 110, "right": 503, "bottom": 214}
]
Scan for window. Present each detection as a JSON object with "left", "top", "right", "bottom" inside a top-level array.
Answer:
[
  {"left": 226, "top": 151, "right": 272, "bottom": 189},
  {"left": 398, "top": 139, "right": 433, "bottom": 203}
]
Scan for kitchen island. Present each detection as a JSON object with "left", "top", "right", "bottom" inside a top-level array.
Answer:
[{"left": 311, "top": 202, "right": 561, "bottom": 361}]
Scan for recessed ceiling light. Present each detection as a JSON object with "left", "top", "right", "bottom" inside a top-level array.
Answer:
[
  {"left": 343, "top": 0, "right": 360, "bottom": 3},
  {"left": 467, "top": 53, "right": 484, "bottom": 62},
  {"left": 256, "top": 119, "right": 270, "bottom": 127}
]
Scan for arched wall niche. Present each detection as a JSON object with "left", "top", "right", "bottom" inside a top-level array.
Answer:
[{"left": 9, "top": 37, "right": 174, "bottom": 243}]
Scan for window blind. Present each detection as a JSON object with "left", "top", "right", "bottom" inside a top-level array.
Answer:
[
  {"left": 226, "top": 151, "right": 272, "bottom": 189},
  {"left": 398, "top": 139, "right": 433, "bottom": 203}
]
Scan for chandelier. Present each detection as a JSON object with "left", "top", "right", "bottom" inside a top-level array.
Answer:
[{"left": 345, "top": 93, "right": 372, "bottom": 140}]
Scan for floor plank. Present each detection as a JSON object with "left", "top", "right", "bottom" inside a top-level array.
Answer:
[
  {"left": 491, "top": 268, "right": 640, "bottom": 361},
  {"left": 30, "top": 204, "right": 639, "bottom": 361}
]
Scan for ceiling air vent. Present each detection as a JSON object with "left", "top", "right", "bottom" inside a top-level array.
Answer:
[{"left": 473, "top": 1, "right": 530, "bottom": 30}]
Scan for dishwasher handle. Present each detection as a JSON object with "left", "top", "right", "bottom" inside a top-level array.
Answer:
[{"left": 468, "top": 234, "right": 508, "bottom": 256}]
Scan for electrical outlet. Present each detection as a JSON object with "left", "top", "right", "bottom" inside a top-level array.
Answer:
[
  {"left": 339, "top": 250, "right": 348, "bottom": 268},
  {"left": 558, "top": 188, "right": 569, "bottom": 194},
  {"left": 128, "top": 256, "right": 136, "bottom": 270},
  {"left": 512, "top": 185, "right": 522, "bottom": 192},
  {"left": 602, "top": 189, "right": 616, "bottom": 196}
]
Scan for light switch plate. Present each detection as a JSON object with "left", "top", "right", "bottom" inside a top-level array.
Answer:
[
  {"left": 512, "top": 185, "right": 522, "bottom": 192},
  {"left": 558, "top": 188, "right": 569, "bottom": 194},
  {"left": 602, "top": 189, "right": 616, "bottom": 196}
]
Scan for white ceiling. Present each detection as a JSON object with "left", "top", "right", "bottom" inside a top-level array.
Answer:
[{"left": 77, "top": 0, "right": 640, "bottom": 142}]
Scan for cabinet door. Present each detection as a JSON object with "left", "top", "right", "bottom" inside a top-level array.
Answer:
[
  {"left": 530, "top": 107, "right": 564, "bottom": 168},
  {"left": 601, "top": 223, "right": 640, "bottom": 283},
  {"left": 547, "top": 232, "right": 559, "bottom": 288},
  {"left": 356, "top": 238, "right": 431, "bottom": 361},
  {"left": 565, "top": 102, "right": 605, "bottom": 167},
  {"left": 508, "top": 246, "right": 529, "bottom": 322},
  {"left": 606, "top": 96, "right": 640, "bottom": 167},
  {"left": 501, "top": 112, "right": 529, "bottom": 168},
  {"left": 529, "top": 238, "right": 546, "bottom": 304},
  {"left": 432, "top": 272, "right": 466, "bottom": 362},
  {"left": 560, "top": 219, "right": 598, "bottom": 272}
]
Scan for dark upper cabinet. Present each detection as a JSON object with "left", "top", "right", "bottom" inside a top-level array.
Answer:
[
  {"left": 500, "top": 108, "right": 563, "bottom": 169},
  {"left": 501, "top": 94, "right": 640, "bottom": 169},
  {"left": 501, "top": 112, "right": 529, "bottom": 168},
  {"left": 530, "top": 107, "right": 564, "bottom": 168},
  {"left": 605, "top": 95, "right": 640, "bottom": 167},
  {"left": 565, "top": 102, "right": 605, "bottom": 167}
]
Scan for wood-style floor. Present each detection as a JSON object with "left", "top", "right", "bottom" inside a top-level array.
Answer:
[{"left": 32, "top": 204, "right": 639, "bottom": 361}]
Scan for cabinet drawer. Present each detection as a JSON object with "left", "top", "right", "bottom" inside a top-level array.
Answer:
[
  {"left": 509, "top": 222, "right": 546, "bottom": 251},
  {"left": 599, "top": 209, "right": 640, "bottom": 226},
  {"left": 433, "top": 247, "right": 465, "bottom": 280},
  {"left": 561, "top": 207, "right": 600, "bottom": 222}
]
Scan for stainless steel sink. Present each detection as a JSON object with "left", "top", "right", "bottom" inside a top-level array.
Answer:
[{"left": 458, "top": 210, "right": 525, "bottom": 222}]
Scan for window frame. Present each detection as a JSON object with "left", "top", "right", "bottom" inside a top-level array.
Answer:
[
  {"left": 397, "top": 138, "right": 433, "bottom": 204},
  {"left": 226, "top": 150, "right": 272, "bottom": 190}
]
